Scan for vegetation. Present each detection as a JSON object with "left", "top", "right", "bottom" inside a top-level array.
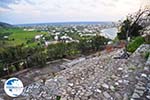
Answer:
[
  {"left": 91, "top": 36, "right": 109, "bottom": 51},
  {"left": 0, "top": 22, "right": 13, "bottom": 28},
  {"left": 117, "top": 9, "right": 150, "bottom": 56},
  {"left": 0, "top": 27, "right": 109, "bottom": 77},
  {"left": 117, "top": 18, "right": 143, "bottom": 40},
  {"left": 127, "top": 36, "right": 145, "bottom": 53},
  {"left": 0, "top": 28, "right": 47, "bottom": 47},
  {"left": 0, "top": 63, "right": 4, "bottom": 76}
]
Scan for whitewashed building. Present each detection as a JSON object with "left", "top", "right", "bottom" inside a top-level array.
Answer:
[{"left": 35, "top": 34, "right": 43, "bottom": 40}]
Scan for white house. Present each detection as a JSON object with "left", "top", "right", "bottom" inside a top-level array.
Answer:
[
  {"left": 45, "top": 41, "right": 58, "bottom": 46},
  {"left": 80, "top": 33, "right": 97, "bottom": 37},
  {"left": 24, "top": 28, "right": 35, "bottom": 31},
  {"left": 35, "top": 34, "right": 43, "bottom": 40},
  {"left": 54, "top": 35, "right": 59, "bottom": 41},
  {"left": 4, "top": 36, "right": 8, "bottom": 39},
  {"left": 60, "top": 34, "right": 73, "bottom": 43}
]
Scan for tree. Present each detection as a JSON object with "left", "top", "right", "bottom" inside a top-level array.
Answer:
[
  {"left": 27, "top": 46, "right": 47, "bottom": 67},
  {"left": 91, "top": 36, "right": 109, "bottom": 51},
  {"left": 117, "top": 18, "right": 143, "bottom": 40},
  {"left": 78, "top": 38, "right": 92, "bottom": 54},
  {"left": 117, "top": 8, "right": 150, "bottom": 58},
  {"left": 65, "top": 42, "right": 80, "bottom": 57},
  {"left": 47, "top": 43, "right": 66, "bottom": 60}
]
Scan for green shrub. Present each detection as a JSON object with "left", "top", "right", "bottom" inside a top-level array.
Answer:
[
  {"left": 127, "top": 36, "right": 145, "bottom": 53},
  {"left": 117, "top": 18, "right": 143, "bottom": 40},
  {"left": 7, "top": 65, "right": 17, "bottom": 73},
  {"left": 12, "top": 66, "right": 17, "bottom": 72}
]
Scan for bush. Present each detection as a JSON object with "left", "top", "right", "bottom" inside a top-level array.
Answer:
[
  {"left": 127, "top": 36, "right": 145, "bottom": 53},
  {"left": 8, "top": 65, "right": 17, "bottom": 73},
  {"left": 117, "top": 18, "right": 143, "bottom": 40},
  {"left": 47, "top": 43, "right": 67, "bottom": 60}
]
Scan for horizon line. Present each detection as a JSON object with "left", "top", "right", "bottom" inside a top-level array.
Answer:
[{"left": 14, "top": 21, "right": 116, "bottom": 25}]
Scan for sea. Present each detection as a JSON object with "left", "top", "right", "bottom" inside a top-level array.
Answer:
[
  {"left": 16, "top": 21, "right": 113, "bottom": 26},
  {"left": 101, "top": 28, "right": 118, "bottom": 40}
]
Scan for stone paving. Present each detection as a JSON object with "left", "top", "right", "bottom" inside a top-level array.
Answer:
[{"left": 0, "top": 44, "right": 150, "bottom": 100}]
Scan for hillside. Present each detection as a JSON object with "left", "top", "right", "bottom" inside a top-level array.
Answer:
[
  {"left": 0, "top": 22, "right": 13, "bottom": 28},
  {"left": 4, "top": 44, "right": 148, "bottom": 100}
]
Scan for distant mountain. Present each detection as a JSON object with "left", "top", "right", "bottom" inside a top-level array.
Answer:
[{"left": 0, "top": 22, "right": 13, "bottom": 28}]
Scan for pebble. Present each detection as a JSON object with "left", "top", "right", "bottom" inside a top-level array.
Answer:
[
  {"left": 102, "top": 83, "right": 109, "bottom": 89},
  {"left": 123, "top": 80, "right": 129, "bottom": 84},
  {"left": 81, "top": 77, "right": 84, "bottom": 80},
  {"left": 136, "top": 85, "right": 145, "bottom": 90},
  {"left": 118, "top": 67, "right": 123, "bottom": 71},
  {"left": 68, "top": 83, "right": 74, "bottom": 87},
  {"left": 54, "top": 79, "right": 58, "bottom": 81},
  {"left": 95, "top": 89, "right": 102, "bottom": 93},
  {"left": 115, "top": 93, "right": 122, "bottom": 100},
  {"left": 74, "top": 97, "right": 81, "bottom": 100},
  {"left": 115, "top": 82, "right": 119, "bottom": 86},
  {"left": 100, "top": 66, "right": 104, "bottom": 68},
  {"left": 103, "top": 91, "right": 111, "bottom": 98},
  {"left": 111, "top": 75, "right": 117, "bottom": 79},
  {"left": 132, "top": 93, "right": 140, "bottom": 99},
  {"left": 146, "top": 95, "right": 150, "bottom": 99},
  {"left": 84, "top": 91, "right": 93, "bottom": 96},
  {"left": 110, "top": 85, "right": 115, "bottom": 91},
  {"left": 141, "top": 73, "right": 147, "bottom": 77},
  {"left": 60, "top": 97, "right": 67, "bottom": 100},
  {"left": 147, "top": 83, "right": 150, "bottom": 88},
  {"left": 32, "top": 89, "right": 40, "bottom": 95},
  {"left": 118, "top": 80, "right": 123, "bottom": 83},
  {"left": 137, "top": 81, "right": 145, "bottom": 86},
  {"left": 134, "top": 89, "right": 144, "bottom": 96},
  {"left": 123, "top": 93, "right": 128, "bottom": 100},
  {"left": 71, "top": 89, "right": 76, "bottom": 95},
  {"left": 144, "top": 67, "right": 149, "bottom": 71},
  {"left": 124, "top": 74, "right": 129, "bottom": 78}
]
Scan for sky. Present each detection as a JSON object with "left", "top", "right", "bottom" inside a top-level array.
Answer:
[{"left": 0, "top": 0, "right": 148, "bottom": 24}]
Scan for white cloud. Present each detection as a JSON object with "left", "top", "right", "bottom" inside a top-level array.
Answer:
[{"left": 0, "top": 0, "right": 144, "bottom": 24}]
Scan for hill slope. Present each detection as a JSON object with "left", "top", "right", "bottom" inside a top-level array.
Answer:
[
  {"left": 0, "top": 22, "right": 13, "bottom": 28},
  {"left": 12, "top": 44, "right": 150, "bottom": 100}
]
